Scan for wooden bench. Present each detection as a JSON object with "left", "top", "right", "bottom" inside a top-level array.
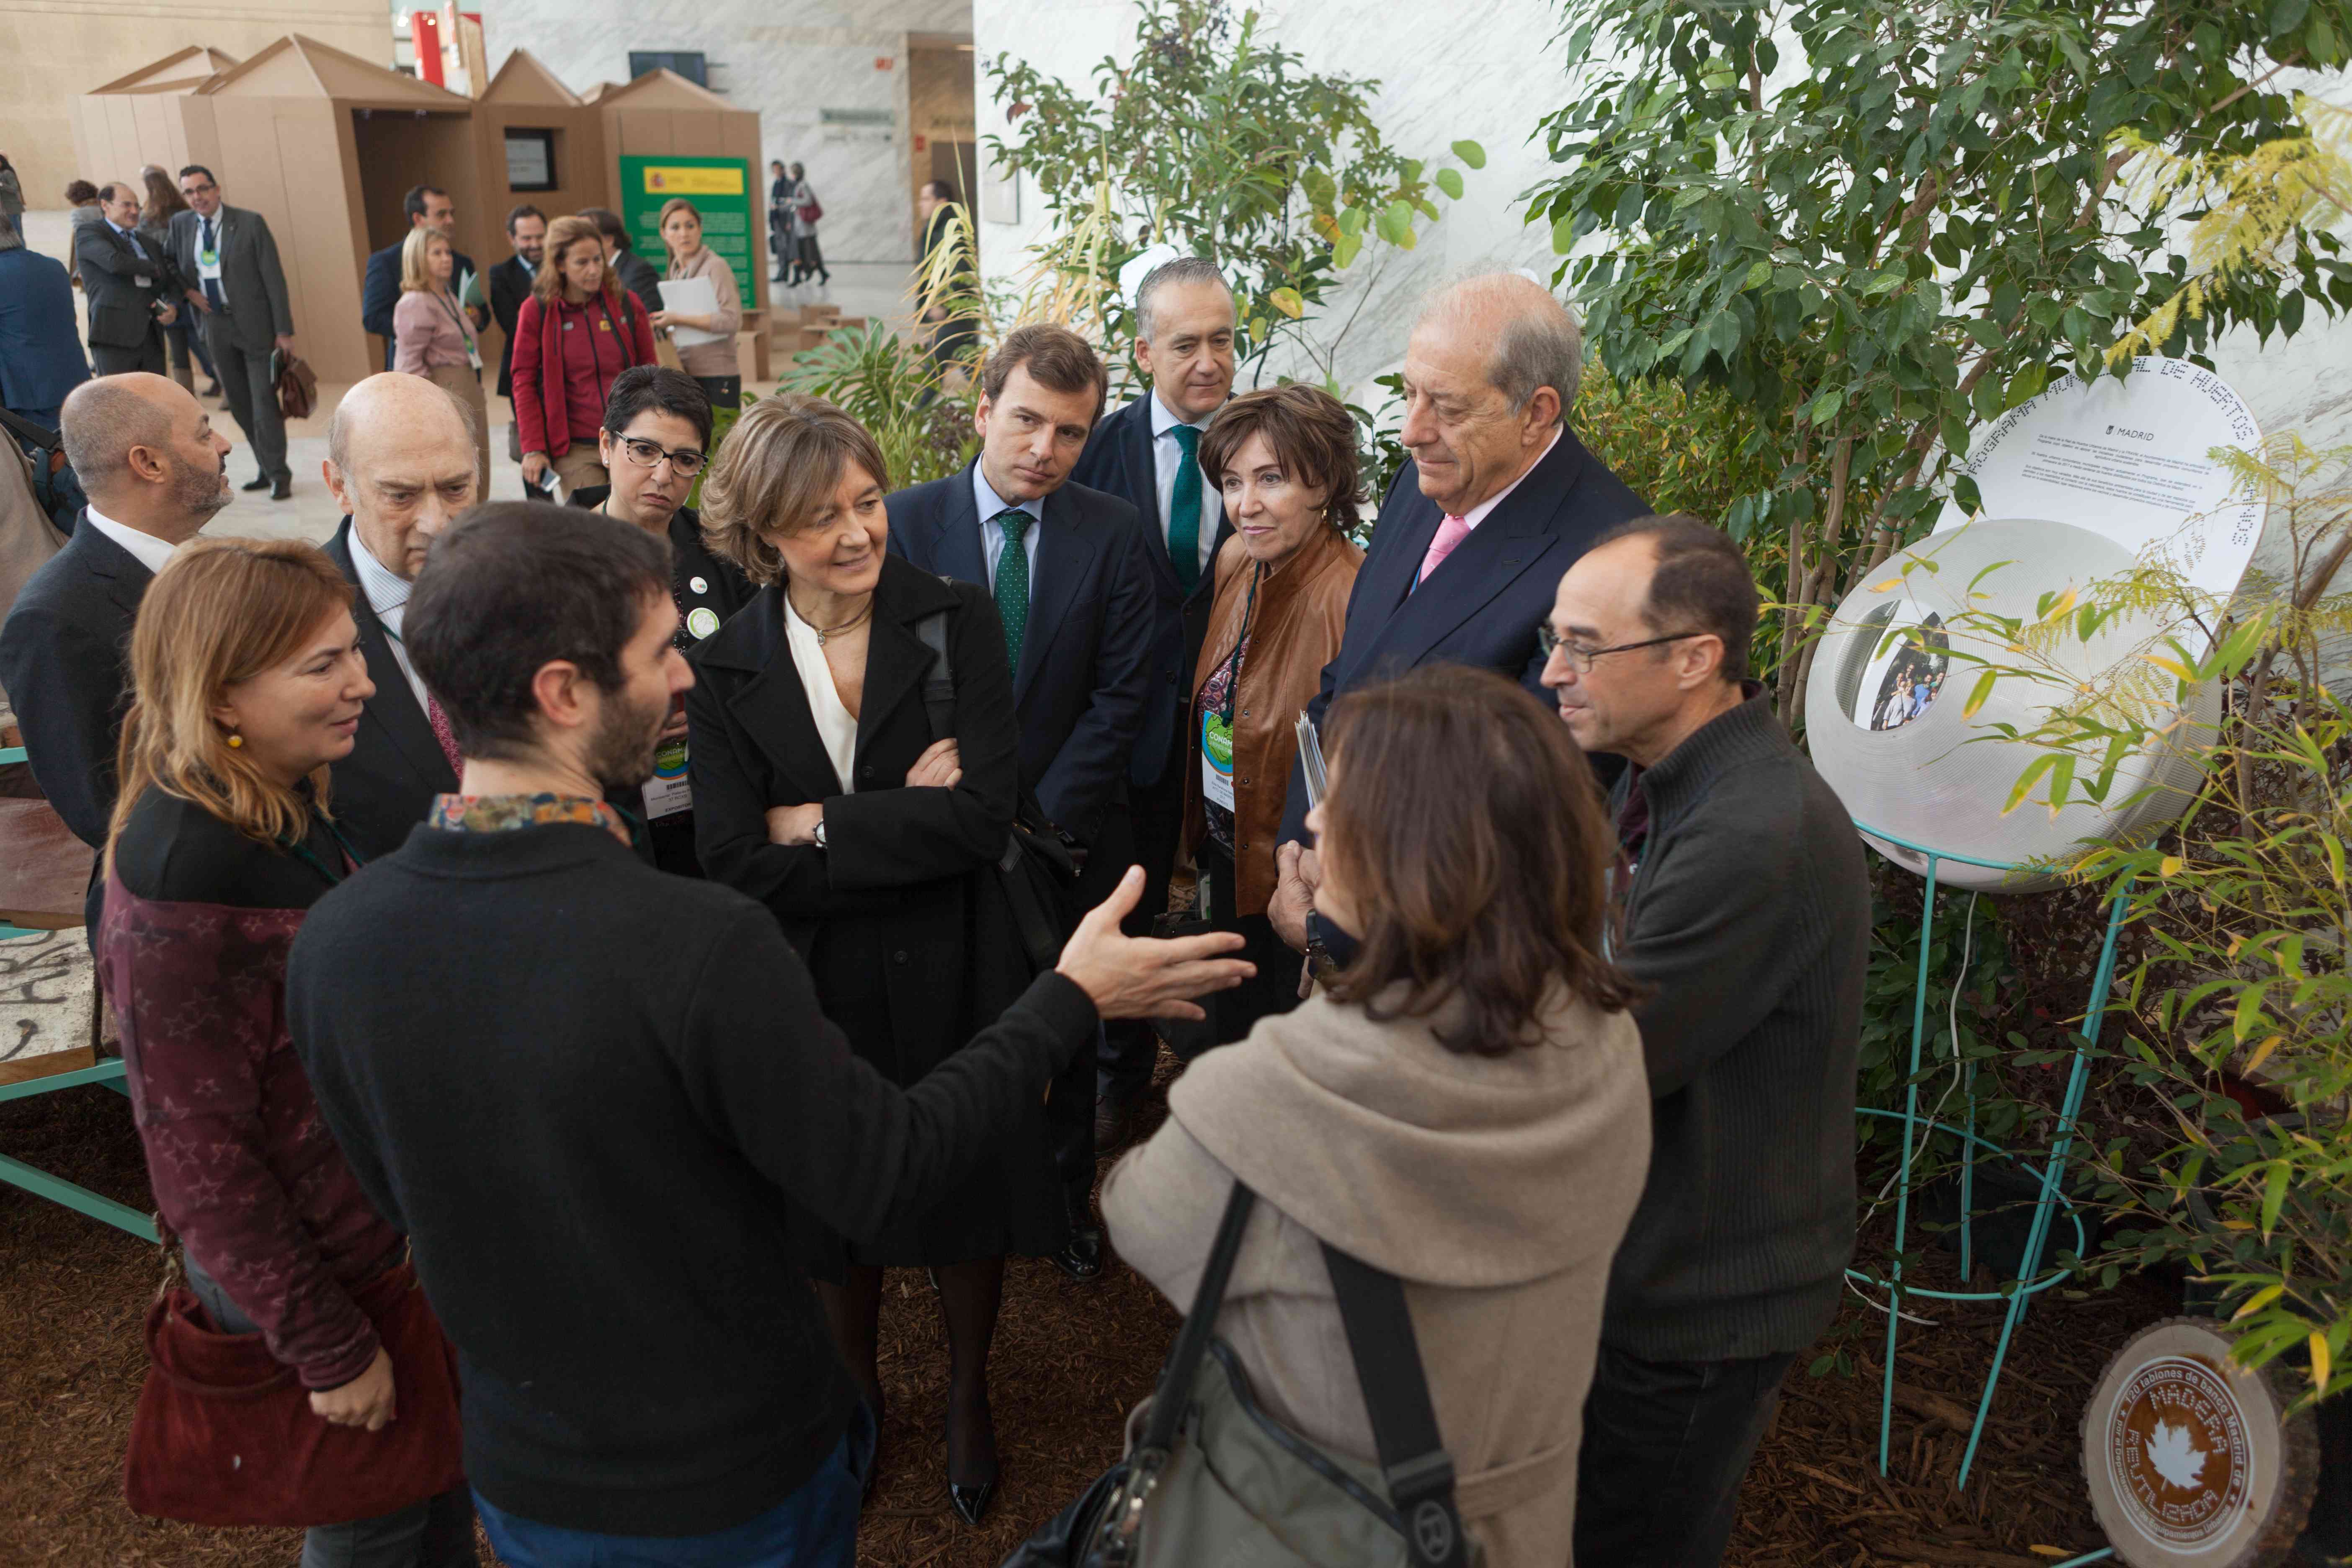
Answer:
[{"left": 0, "top": 745, "right": 153, "bottom": 1240}]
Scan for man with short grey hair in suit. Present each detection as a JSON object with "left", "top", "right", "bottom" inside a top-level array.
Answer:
[
  {"left": 74, "top": 181, "right": 176, "bottom": 377},
  {"left": 167, "top": 164, "right": 297, "bottom": 500}
]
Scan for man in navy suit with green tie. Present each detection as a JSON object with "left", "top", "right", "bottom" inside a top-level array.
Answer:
[{"left": 1068, "top": 256, "right": 1238, "bottom": 1147}]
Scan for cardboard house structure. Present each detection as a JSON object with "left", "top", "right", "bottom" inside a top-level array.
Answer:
[{"left": 72, "top": 41, "right": 771, "bottom": 386}]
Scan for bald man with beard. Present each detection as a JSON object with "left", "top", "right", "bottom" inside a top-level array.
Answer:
[
  {"left": 318, "top": 372, "right": 480, "bottom": 858},
  {"left": 0, "top": 373, "right": 232, "bottom": 931}
]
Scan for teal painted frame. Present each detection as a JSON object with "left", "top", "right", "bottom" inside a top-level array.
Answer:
[
  {"left": 1849, "top": 818, "right": 2130, "bottom": 1492},
  {"left": 0, "top": 745, "right": 155, "bottom": 1243}
]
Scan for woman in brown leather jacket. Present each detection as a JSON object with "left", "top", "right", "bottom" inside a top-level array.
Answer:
[{"left": 1186, "top": 384, "right": 1365, "bottom": 1040}]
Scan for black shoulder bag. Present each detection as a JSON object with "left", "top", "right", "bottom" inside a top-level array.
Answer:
[
  {"left": 1003, "top": 1181, "right": 1476, "bottom": 1568},
  {"left": 913, "top": 598, "right": 1079, "bottom": 976}
]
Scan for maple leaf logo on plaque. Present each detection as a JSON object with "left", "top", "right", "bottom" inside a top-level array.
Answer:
[{"left": 2147, "top": 1421, "right": 2207, "bottom": 1490}]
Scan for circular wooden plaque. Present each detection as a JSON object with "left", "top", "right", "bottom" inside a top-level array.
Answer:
[{"left": 2081, "top": 1317, "right": 2319, "bottom": 1567}]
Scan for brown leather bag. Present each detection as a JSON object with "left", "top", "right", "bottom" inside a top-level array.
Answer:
[{"left": 273, "top": 352, "right": 319, "bottom": 421}]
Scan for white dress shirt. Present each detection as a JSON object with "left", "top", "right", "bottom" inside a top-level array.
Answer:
[
  {"left": 1455, "top": 425, "right": 1561, "bottom": 531},
  {"left": 1149, "top": 390, "right": 1221, "bottom": 578},
  {"left": 972, "top": 465, "right": 1044, "bottom": 593},
  {"left": 348, "top": 528, "right": 432, "bottom": 715},
  {"left": 106, "top": 219, "right": 152, "bottom": 268},
  {"left": 83, "top": 507, "right": 180, "bottom": 577}
]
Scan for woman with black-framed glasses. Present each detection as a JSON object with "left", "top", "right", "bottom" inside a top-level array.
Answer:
[{"left": 565, "top": 366, "right": 752, "bottom": 877}]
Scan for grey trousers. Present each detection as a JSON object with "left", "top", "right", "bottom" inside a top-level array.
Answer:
[
  {"left": 91, "top": 325, "right": 166, "bottom": 376},
  {"left": 202, "top": 315, "right": 290, "bottom": 482},
  {"left": 184, "top": 1258, "right": 480, "bottom": 1568}
]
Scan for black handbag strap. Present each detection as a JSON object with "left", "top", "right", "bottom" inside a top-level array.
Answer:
[
  {"left": 1138, "top": 1180, "right": 1257, "bottom": 1455},
  {"left": 1321, "top": 1243, "right": 1472, "bottom": 1568}
]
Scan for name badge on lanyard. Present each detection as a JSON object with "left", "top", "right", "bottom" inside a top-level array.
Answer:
[
  {"left": 643, "top": 734, "right": 692, "bottom": 820},
  {"left": 1201, "top": 707, "right": 1236, "bottom": 812}
]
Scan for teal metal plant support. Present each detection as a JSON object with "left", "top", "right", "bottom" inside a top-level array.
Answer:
[{"left": 1848, "top": 820, "right": 2130, "bottom": 1492}]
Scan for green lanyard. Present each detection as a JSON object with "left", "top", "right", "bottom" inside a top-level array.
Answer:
[{"left": 279, "top": 810, "right": 366, "bottom": 889}]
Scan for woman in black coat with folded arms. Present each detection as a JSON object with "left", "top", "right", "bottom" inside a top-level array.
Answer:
[{"left": 688, "top": 392, "right": 1048, "bottom": 1526}]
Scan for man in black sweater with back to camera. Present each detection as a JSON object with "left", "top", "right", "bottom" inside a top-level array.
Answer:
[
  {"left": 1538, "top": 514, "right": 1870, "bottom": 1568},
  {"left": 286, "top": 503, "right": 1250, "bottom": 1565}
]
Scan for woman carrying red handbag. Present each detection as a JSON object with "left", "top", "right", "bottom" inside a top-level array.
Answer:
[{"left": 95, "top": 537, "right": 474, "bottom": 1567}]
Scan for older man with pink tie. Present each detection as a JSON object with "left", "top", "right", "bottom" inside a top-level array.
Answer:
[{"left": 1266, "top": 273, "right": 1650, "bottom": 944}]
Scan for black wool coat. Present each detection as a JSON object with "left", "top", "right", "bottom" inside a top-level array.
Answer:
[{"left": 686, "top": 554, "right": 1062, "bottom": 1266}]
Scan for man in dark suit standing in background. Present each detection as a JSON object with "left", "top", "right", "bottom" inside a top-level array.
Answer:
[
  {"left": 1265, "top": 273, "right": 1648, "bottom": 949},
  {"left": 168, "top": 165, "right": 298, "bottom": 500},
  {"left": 886, "top": 324, "right": 1155, "bottom": 1280},
  {"left": 361, "top": 185, "right": 481, "bottom": 372},
  {"left": 0, "top": 374, "right": 232, "bottom": 929},
  {"left": 489, "top": 204, "right": 552, "bottom": 501},
  {"left": 1068, "top": 255, "right": 1238, "bottom": 1146},
  {"left": 75, "top": 182, "right": 177, "bottom": 377},
  {"left": 315, "top": 372, "right": 472, "bottom": 857}
]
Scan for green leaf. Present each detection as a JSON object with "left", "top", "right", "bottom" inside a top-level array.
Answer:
[
  {"left": 1267, "top": 287, "right": 1305, "bottom": 320},
  {"left": 1863, "top": 270, "right": 1906, "bottom": 297},
  {"left": 1551, "top": 212, "right": 1577, "bottom": 255},
  {"left": 1743, "top": 259, "right": 1772, "bottom": 291},
  {"left": 1451, "top": 139, "right": 1486, "bottom": 170},
  {"left": 1337, "top": 206, "right": 1367, "bottom": 237},
  {"left": 1332, "top": 231, "right": 1362, "bottom": 269},
  {"left": 2271, "top": 0, "right": 2311, "bottom": 37},
  {"left": 1806, "top": 389, "right": 1842, "bottom": 425},
  {"left": 1963, "top": 670, "right": 1997, "bottom": 719},
  {"left": 1375, "top": 201, "right": 1411, "bottom": 246},
  {"left": 1435, "top": 168, "right": 1464, "bottom": 201},
  {"left": 2260, "top": 1161, "right": 2289, "bottom": 1240}
]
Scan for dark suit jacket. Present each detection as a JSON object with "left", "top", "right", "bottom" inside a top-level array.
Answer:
[
  {"left": 165, "top": 205, "right": 294, "bottom": 355},
  {"left": 324, "top": 519, "right": 459, "bottom": 861},
  {"left": 74, "top": 222, "right": 171, "bottom": 352},
  {"left": 0, "top": 515, "right": 149, "bottom": 851},
  {"left": 886, "top": 465, "right": 1153, "bottom": 846},
  {"left": 1277, "top": 426, "right": 1649, "bottom": 846},
  {"left": 488, "top": 255, "right": 535, "bottom": 400},
  {"left": 1068, "top": 391, "right": 1234, "bottom": 787},
  {"left": 363, "top": 240, "right": 478, "bottom": 371},
  {"left": 0, "top": 249, "right": 89, "bottom": 427},
  {"left": 612, "top": 250, "right": 664, "bottom": 322}
]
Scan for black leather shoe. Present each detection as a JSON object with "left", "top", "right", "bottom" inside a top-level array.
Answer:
[
  {"left": 240, "top": 474, "right": 271, "bottom": 492},
  {"left": 1053, "top": 1225, "right": 1103, "bottom": 1282},
  {"left": 270, "top": 477, "right": 292, "bottom": 500},
  {"left": 949, "top": 1476, "right": 996, "bottom": 1527}
]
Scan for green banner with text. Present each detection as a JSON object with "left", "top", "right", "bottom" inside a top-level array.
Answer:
[{"left": 617, "top": 155, "right": 758, "bottom": 312}]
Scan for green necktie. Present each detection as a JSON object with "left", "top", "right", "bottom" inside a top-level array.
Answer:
[
  {"left": 993, "top": 507, "right": 1034, "bottom": 673},
  {"left": 1168, "top": 422, "right": 1202, "bottom": 593}
]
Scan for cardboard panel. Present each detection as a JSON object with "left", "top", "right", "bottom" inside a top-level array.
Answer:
[
  {"left": 274, "top": 103, "right": 370, "bottom": 384},
  {"left": 613, "top": 110, "right": 676, "bottom": 158},
  {"left": 670, "top": 111, "right": 723, "bottom": 156}
]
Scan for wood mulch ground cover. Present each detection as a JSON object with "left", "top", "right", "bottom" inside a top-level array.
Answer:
[{"left": 0, "top": 1059, "right": 2167, "bottom": 1567}]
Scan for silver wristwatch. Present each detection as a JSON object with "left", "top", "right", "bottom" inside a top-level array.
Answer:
[{"left": 812, "top": 813, "right": 828, "bottom": 850}]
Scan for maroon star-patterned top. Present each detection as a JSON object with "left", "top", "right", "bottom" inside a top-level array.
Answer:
[{"left": 96, "top": 787, "right": 400, "bottom": 1390}]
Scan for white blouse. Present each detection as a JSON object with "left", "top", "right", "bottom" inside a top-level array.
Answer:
[{"left": 781, "top": 597, "right": 857, "bottom": 794}]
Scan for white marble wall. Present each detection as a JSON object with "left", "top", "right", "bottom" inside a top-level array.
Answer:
[
  {"left": 480, "top": 0, "right": 971, "bottom": 262},
  {"left": 972, "top": 0, "right": 2352, "bottom": 467}
]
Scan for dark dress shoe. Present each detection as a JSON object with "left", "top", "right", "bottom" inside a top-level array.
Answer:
[
  {"left": 200, "top": 381, "right": 223, "bottom": 398},
  {"left": 1053, "top": 1225, "right": 1104, "bottom": 1282},
  {"left": 240, "top": 475, "right": 271, "bottom": 492},
  {"left": 949, "top": 1476, "right": 997, "bottom": 1527},
  {"left": 270, "top": 477, "right": 292, "bottom": 500}
]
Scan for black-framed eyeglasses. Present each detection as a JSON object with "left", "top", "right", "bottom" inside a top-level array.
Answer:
[
  {"left": 1535, "top": 622, "right": 1712, "bottom": 674},
  {"left": 181, "top": 179, "right": 217, "bottom": 194},
  {"left": 612, "top": 436, "right": 705, "bottom": 477}
]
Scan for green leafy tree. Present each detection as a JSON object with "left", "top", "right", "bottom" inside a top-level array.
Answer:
[
  {"left": 1528, "top": 0, "right": 2352, "bottom": 726},
  {"left": 986, "top": 0, "right": 1483, "bottom": 387}
]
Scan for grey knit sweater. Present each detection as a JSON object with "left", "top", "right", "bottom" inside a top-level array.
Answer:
[{"left": 1603, "top": 686, "right": 1871, "bottom": 1362}]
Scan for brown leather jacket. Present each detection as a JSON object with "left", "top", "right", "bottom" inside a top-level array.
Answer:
[{"left": 1182, "top": 526, "right": 1363, "bottom": 915}]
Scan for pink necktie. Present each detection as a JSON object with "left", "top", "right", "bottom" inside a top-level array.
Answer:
[
  {"left": 425, "top": 694, "right": 464, "bottom": 778},
  {"left": 1415, "top": 513, "right": 1473, "bottom": 588}
]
